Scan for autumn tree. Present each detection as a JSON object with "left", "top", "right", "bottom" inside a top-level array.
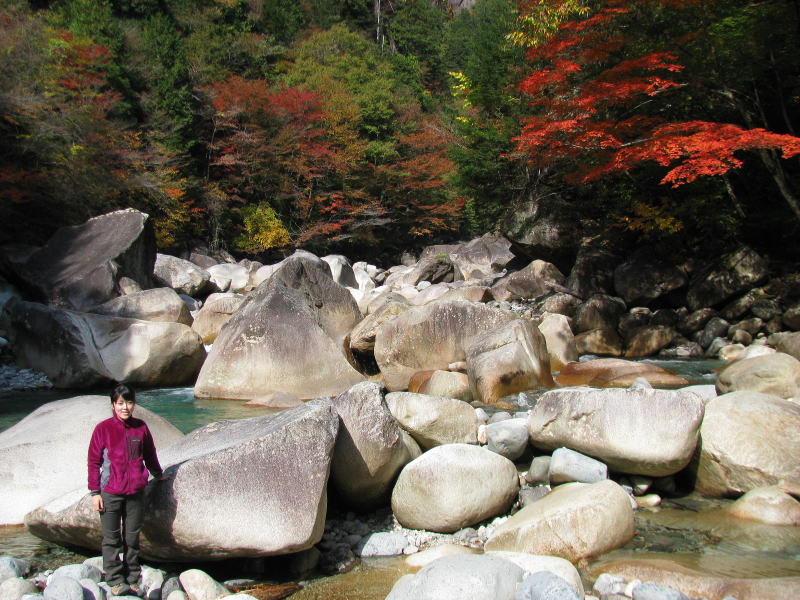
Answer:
[{"left": 513, "top": 0, "right": 800, "bottom": 226}]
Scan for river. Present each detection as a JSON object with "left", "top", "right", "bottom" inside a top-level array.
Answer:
[{"left": 2, "top": 358, "right": 799, "bottom": 599}]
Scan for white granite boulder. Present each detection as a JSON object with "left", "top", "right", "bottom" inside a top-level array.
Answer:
[
  {"left": 386, "top": 391, "right": 479, "bottom": 449},
  {"left": 154, "top": 254, "right": 214, "bottom": 297},
  {"left": 89, "top": 287, "right": 192, "bottom": 325},
  {"left": 528, "top": 388, "right": 704, "bottom": 476},
  {"left": 190, "top": 292, "right": 244, "bottom": 345},
  {"left": 715, "top": 352, "right": 800, "bottom": 398}
]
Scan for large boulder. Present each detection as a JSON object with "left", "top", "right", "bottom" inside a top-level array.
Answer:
[
  {"left": 154, "top": 254, "right": 214, "bottom": 297},
  {"left": 349, "top": 298, "right": 409, "bottom": 353},
  {"left": 537, "top": 313, "right": 578, "bottom": 371},
  {"left": 190, "top": 293, "right": 245, "bottom": 345},
  {"left": 374, "top": 301, "right": 517, "bottom": 391},
  {"left": 26, "top": 399, "right": 339, "bottom": 560},
  {"left": 502, "top": 194, "right": 579, "bottom": 270},
  {"left": 388, "top": 255, "right": 456, "bottom": 288},
  {"left": 490, "top": 260, "right": 565, "bottom": 302},
  {"left": 386, "top": 554, "right": 524, "bottom": 600},
  {"left": 766, "top": 331, "right": 800, "bottom": 361},
  {"left": 329, "top": 383, "right": 415, "bottom": 510},
  {"left": 13, "top": 209, "right": 155, "bottom": 311},
  {"left": 686, "top": 246, "right": 769, "bottom": 310},
  {"left": 321, "top": 255, "right": 358, "bottom": 288},
  {"left": 574, "top": 294, "right": 626, "bottom": 334},
  {"left": 623, "top": 326, "right": 678, "bottom": 358},
  {"left": 723, "top": 486, "right": 800, "bottom": 525},
  {"left": 484, "top": 480, "right": 634, "bottom": 561},
  {"left": 89, "top": 288, "right": 192, "bottom": 325},
  {"left": 447, "top": 234, "right": 515, "bottom": 280},
  {"left": 693, "top": 391, "right": 800, "bottom": 497},
  {"left": 528, "top": 388, "right": 704, "bottom": 476},
  {"left": 613, "top": 249, "right": 687, "bottom": 306},
  {"left": 194, "top": 256, "right": 364, "bottom": 401},
  {"left": 206, "top": 263, "right": 249, "bottom": 293},
  {"left": 386, "top": 392, "right": 479, "bottom": 449},
  {"left": 574, "top": 328, "right": 624, "bottom": 357},
  {"left": 556, "top": 358, "right": 688, "bottom": 388},
  {"left": 466, "top": 319, "right": 554, "bottom": 403},
  {"left": 411, "top": 370, "right": 472, "bottom": 402},
  {"left": 391, "top": 444, "right": 519, "bottom": 533},
  {"left": 564, "top": 240, "right": 619, "bottom": 299},
  {"left": 715, "top": 352, "right": 800, "bottom": 398},
  {"left": 0, "top": 396, "right": 182, "bottom": 525},
  {"left": 5, "top": 299, "right": 206, "bottom": 388}
]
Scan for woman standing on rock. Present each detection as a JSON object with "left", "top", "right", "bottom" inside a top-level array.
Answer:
[{"left": 88, "top": 384, "right": 166, "bottom": 597}]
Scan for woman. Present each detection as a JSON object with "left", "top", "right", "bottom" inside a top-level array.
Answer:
[{"left": 88, "top": 384, "right": 166, "bottom": 597}]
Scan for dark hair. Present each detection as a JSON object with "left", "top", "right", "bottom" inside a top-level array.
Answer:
[{"left": 111, "top": 384, "right": 136, "bottom": 404}]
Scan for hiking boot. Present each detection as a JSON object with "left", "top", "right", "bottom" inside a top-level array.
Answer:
[{"left": 128, "top": 582, "right": 141, "bottom": 597}]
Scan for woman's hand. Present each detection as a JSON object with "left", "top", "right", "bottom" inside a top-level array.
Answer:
[{"left": 92, "top": 495, "right": 104, "bottom": 512}]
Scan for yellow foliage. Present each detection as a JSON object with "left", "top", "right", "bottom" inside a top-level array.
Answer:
[
  {"left": 617, "top": 200, "right": 684, "bottom": 234},
  {"left": 236, "top": 202, "right": 291, "bottom": 253}
]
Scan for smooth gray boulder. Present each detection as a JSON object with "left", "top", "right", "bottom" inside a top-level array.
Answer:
[
  {"left": 548, "top": 447, "right": 608, "bottom": 484},
  {"left": 484, "top": 480, "right": 634, "bottom": 561},
  {"left": 386, "top": 391, "right": 479, "bottom": 449},
  {"left": 486, "top": 418, "right": 529, "bottom": 461},
  {"left": 386, "top": 554, "right": 524, "bottom": 600},
  {"left": 322, "top": 255, "right": 358, "bottom": 288},
  {"left": 355, "top": 532, "right": 409, "bottom": 557},
  {"left": 715, "top": 352, "right": 800, "bottom": 398},
  {"left": 391, "top": 444, "right": 519, "bottom": 533},
  {"left": 89, "top": 287, "right": 192, "bottom": 325},
  {"left": 467, "top": 319, "right": 554, "bottom": 403},
  {"left": 447, "top": 233, "right": 515, "bottom": 280},
  {"left": 528, "top": 388, "right": 704, "bottom": 476},
  {"left": 195, "top": 256, "right": 364, "bottom": 401},
  {"left": 206, "top": 263, "right": 249, "bottom": 293},
  {"left": 330, "top": 382, "right": 415, "bottom": 510},
  {"left": 485, "top": 552, "right": 583, "bottom": 596},
  {"left": 375, "top": 301, "right": 517, "bottom": 391},
  {"left": 154, "top": 254, "right": 213, "bottom": 297},
  {"left": 49, "top": 564, "right": 101, "bottom": 583},
  {"left": 0, "top": 396, "right": 181, "bottom": 525},
  {"left": 190, "top": 292, "right": 244, "bottom": 345},
  {"left": 25, "top": 399, "right": 339, "bottom": 560},
  {"left": 694, "top": 392, "right": 800, "bottom": 496},
  {"left": 5, "top": 299, "right": 206, "bottom": 388},
  {"left": 15, "top": 209, "right": 155, "bottom": 311}
]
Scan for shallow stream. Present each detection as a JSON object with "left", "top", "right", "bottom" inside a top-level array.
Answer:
[{"left": 2, "top": 358, "right": 798, "bottom": 598}]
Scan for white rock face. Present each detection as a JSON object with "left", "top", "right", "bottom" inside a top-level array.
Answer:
[
  {"left": 484, "top": 480, "right": 635, "bottom": 561},
  {"left": 528, "top": 388, "right": 705, "bottom": 476},
  {"left": 386, "top": 392, "right": 479, "bottom": 449},
  {"left": 467, "top": 319, "right": 554, "bottom": 403},
  {"left": 386, "top": 554, "right": 524, "bottom": 600},
  {"left": 374, "top": 301, "right": 517, "bottom": 391},
  {"left": 25, "top": 399, "right": 339, "bottom": 560},
  {"left": 154, "top": 254, "right": 213, "bottom": 296},
  {"left": 330, "top": 383, "right": 416, "bottom": 510},
  {"left": 0, "top": 396, "right": 182, "bottom": 525},
  {"left": 694, "top": 391, "right": 800, "bottom": 496},
  {"left": 90, "top": 287, "right": 193, "bottom": 325},
  {"left": 190, "top": 292, "right": 244, "bottom": 344},
  {"left": 391, "top": 444, "right": 519, "bottom": 533},
  {"left": 207, "top": 263, "right": 249, "bottom": 293}
]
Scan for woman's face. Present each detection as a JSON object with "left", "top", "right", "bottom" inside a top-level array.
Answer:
[{"left": 113, "top": 397, "right": 135, "bottom": 421}]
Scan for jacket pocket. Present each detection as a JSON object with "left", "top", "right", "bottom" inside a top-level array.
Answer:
[{"left": 127, "top": 436, "right": 143, "bottom": 461}]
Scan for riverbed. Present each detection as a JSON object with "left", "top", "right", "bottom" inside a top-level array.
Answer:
[{"left": 2, "top": 358, "right": 798, "bottom": 599}]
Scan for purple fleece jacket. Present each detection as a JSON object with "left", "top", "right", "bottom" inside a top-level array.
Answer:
[{"left": 88, "top": 415, "right": 163, "bottom": 496}]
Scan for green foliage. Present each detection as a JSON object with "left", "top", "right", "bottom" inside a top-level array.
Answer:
[
  {"left": 259, "top": 0, "right": 306, "bottom": 44},
  {"left": 236, "top": 202, "right": 291, "bottom": 252},
  {"left": 388, "top": 0, "right": 446, "bottom": 87}
]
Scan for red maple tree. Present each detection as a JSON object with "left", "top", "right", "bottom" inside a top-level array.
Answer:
[{"left": 513, "top": 1, "right": 800, "bottom": 217}]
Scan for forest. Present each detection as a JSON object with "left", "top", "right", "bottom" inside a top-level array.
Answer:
[{"left": 1, "top": 0, "right": 799, "bottom": 265}]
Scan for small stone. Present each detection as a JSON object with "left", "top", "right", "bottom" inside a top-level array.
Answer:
[
  {"left": 488, "top": 411, "right": 512, "bottom": 424},
  {"left": 0, "top": 577, "right": 38, "bottom": 600},
  {"left": 49, "top": 564, "right": 102, "bottom": 585},
  {"left": 635, "top": 494, "right": 662, "bottom": 508},
  {"left": 515, "top": 571, "right": 581, "bottom": 600},
  {"left": 43, "top": 577, "right": 84, "bottom": 600},
  {"left": 525, "top": 456, "right": 551, "bottom": 485},
  {"left": 548, "top": 447, "right": 608, "bottom": 484},
  {"left": 592, "top": 573, "right": 626, "bottom": 597},
  {"left": 631, "top": 581, "right": 690, "bottom": 600},
  {"left": 178, "top": 569, "right": 228, "bottom": 600}
]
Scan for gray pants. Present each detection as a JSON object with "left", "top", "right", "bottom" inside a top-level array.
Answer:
[{"left": 99, "top": 492, "right": 144, "bottom": 586}]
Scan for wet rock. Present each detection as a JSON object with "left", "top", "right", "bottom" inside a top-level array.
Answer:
[
  {"left": 694, "top": 391, "right": 800, "bottom": 496},
  {"left": 631, "top": 582, "right": 690, "bottom": 600},
  {"left": 386, "top": 392, "right": 479, "bottom": 449},
  {"left": 677, "top": 308, "right": 716, "bottom": 336},
  {"left": 391, "top": 444, "right": 519, "bottom": 533},
  {"left": 723, "top": 486, "right": 800, "bottom": 525},
  {"left": 556, "top": 358, "right": 688, "bottom": 388},
  {"left": 0, "top": 396, "right": 181, "bottom": 525},
  {"left": 529, "top": 388, "right": 704, "bottom": 476},
  {"left": 715, "top": 352, "right": 800, "bottom": 398},
  {"left": 484, "top": 480, "right": 634, "bottom": 561}
]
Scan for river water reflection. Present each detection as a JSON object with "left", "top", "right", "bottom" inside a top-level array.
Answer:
[{"left": 2, "top": 358, "right": 798, "bottom": 598}]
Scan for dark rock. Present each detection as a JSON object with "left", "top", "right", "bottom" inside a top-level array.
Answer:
[
  {"left": 677, "top": 308, "right": 716, "bottom": 336},
  {"left": 14, "top": 209, "right": 155, "bottom": 311},
  {"left": 565, "top": 240, "right": 619, "bottom": 299},
  {"left": 574, "top": 294, "right": 627, "bottom": 334},
  {"left": 687, "top": 246, "right": 769, "bottom": 310},
  {"left": 491, "top": 260, "right": 566, "bottom": 302},
  {"left": 613, "top": 249, "right": 688, "bottom": 306}
]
